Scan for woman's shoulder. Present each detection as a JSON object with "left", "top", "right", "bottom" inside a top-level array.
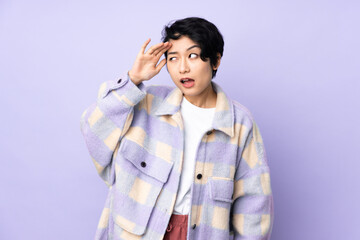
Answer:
[
  {"left": 232, "top": 100, "right": 254, "bottom": 121},
  {"left": 230, "top": 99, "right": 257, "bottom": 131}
]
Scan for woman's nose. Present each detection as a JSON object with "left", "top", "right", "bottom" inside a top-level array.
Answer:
[{"left": 179, "top": 59, "right": 190, "bottom": 73}]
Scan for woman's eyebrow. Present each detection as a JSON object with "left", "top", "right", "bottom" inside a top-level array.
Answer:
[{"left": 168, "top": 44, "right": 200, "bottom": 55}]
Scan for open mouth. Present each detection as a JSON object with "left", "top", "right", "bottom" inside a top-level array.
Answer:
[
  {"left": 180, "top": 78, "right": 195, "bottom": 88},
  {"left": 180, "top": 78, "right": 194, "bottom": 83}
]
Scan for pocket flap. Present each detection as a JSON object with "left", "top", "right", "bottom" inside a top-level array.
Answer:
[
  {"left": 210, "top": 177, "right": 234, "bottom": 203},
  {"left": 120, "top": 139, "right": 174, "bottom": 183}
]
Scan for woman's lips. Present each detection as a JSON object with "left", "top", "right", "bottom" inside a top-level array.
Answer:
[
  {"left": 180, "top": 78, "right": 194, "bottom": 83},
  {"left": 180, "top": 78, "right": 194, "bottom": 88}
]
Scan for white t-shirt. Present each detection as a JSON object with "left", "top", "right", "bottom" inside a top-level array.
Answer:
[{"left": 173, "top": 97, "right": 215, "bottom": 215}]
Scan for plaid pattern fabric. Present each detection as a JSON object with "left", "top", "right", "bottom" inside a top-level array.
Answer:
[{"left": 80, "top": 73, "right": 274, "bottom": 240}]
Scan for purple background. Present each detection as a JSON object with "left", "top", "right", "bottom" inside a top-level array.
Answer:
[{"left": 1, "top": 0, "right": 359, "bottom": 239}]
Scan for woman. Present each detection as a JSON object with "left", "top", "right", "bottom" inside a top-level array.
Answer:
[{"left": 80, "top": 17, "right": 274, "bottom": 240}]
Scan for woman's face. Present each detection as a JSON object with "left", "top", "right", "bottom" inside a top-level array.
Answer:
[{"left": 166, "top": 36, "right": 218, "bottom": 101}]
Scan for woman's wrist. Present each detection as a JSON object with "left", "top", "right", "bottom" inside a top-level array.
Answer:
[{"left": 128, "top": 70, "right": 143, "bottom": 85}]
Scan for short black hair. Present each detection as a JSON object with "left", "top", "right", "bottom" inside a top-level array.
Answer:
[{"left": 162, "top": 17, "right": 224, "bottom": 78}]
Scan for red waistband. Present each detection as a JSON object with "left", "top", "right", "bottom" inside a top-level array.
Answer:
[{"left": 169, "top": 214, "right": 188, "bottom": 225}]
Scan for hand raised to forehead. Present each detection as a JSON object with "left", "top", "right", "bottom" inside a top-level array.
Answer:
[{"left": 128, "top": 39, "right": 172, "bottom": 85}]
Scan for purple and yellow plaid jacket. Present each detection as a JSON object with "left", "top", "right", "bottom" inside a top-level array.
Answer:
[{"left": 80, "top": 73, "right": 274, "bottom": 240}]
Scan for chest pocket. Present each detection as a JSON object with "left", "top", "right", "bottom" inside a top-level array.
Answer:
[
  {"left": 210, "top": 177, "right": 234, "bottom": 203},
  {"left": 208, "top": 177, "right": 234, "bottom": 231},
  {"left": 111, "top": 139, "right": 174, "bottom": 235}
]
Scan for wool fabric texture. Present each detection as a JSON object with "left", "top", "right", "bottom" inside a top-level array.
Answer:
[{"left": 80, "top": 73, "right": 274, "bottom": 239}]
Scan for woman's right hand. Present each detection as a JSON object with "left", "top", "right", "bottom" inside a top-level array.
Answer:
[{"left": 128, "top": 39, "right": 172, "bottom": 85}]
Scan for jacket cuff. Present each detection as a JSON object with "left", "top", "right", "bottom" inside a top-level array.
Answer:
[{"left": 100, "top": 72, "right": 146, "bottom": 106}]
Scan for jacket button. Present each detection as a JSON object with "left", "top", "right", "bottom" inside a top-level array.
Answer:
[
  {"left": 192, "top": 224, "right": 196, "bottom": 229},
  {"left": 117, "top": 78, "right": 122, "bottom": 84},
  {"left": 197, "top": 174, "right": 202, "bottom": 179},
  {"left": 141, "top": 161, "right": 146, "bottom": 168},
  {"left": 206, "top": 130, "right": 213, "bottom": 135}
]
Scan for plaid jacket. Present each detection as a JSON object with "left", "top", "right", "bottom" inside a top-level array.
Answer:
[{"left": 80, "top": 73, "right": 274, "bottom": 240}]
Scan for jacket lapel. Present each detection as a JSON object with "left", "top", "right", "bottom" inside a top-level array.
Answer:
[{"left": 154, "top": 82, "right": 235, "bottom": 138}]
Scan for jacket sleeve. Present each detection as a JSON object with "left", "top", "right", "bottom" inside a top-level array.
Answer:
[
  {"left": 80, "top": 73, "right": 146, "bottom": 186},
  {"left": 231, "top": 121, "right": 274, "bottom": 239}
]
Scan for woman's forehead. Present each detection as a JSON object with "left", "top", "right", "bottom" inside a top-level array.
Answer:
[{"left": 168, "top": 36, "right": 200, "bottom": 52}]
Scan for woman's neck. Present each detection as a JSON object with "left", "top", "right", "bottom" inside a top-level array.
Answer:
[{"left": 183, "top": 83, "right": 217, "bottom": 108}]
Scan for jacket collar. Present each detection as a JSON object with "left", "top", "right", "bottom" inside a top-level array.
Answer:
[{"left": 154, "top": 82, "right": 235, "bottom": 137}]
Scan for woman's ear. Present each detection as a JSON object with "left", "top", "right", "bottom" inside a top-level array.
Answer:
[{"left": 213, "top": 53, "right": 222, "bottom": 70}]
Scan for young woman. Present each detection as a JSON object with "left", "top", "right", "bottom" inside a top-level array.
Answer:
[{"left": 80, "top": 17, "right": 274, "bottom": 240}]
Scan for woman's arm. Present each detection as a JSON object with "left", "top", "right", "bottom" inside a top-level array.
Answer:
[
  {"left": 231, "top": 121, "right": 274, "bottom": 239},
  {"left": 80, "top": 75, "right": 147, "bottom": 186},
  {"left": 80, "top": 39, "right": 172, "bottom": 186}
]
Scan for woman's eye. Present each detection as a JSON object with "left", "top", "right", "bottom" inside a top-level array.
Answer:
[
  {"left": 189, "top": 53, "right": 198, "bottom": 58},
  {"left": 168, "top": 57, "right": 176, "bottom": 61}
]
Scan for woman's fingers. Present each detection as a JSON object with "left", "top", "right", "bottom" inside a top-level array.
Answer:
[
  {"left": 153, "top": 43, "right": 172, "bottom": 64},
  {"left": 155, "top": 58, "right": 167, "bottom": 73},
  {"left": 158, "top": 42, "right": 172, "bottom": 56},
  {"left": 131, "top": 39, "right": 171, "bottom": 82},
  {"left": 152, "top": 42, "right": 170, "bottom": 56},
  {"left": 147, "top": 42, "right": 169, "bottom": 55},
  {"left": 140, "top": 38, "right": 151, "bottom": 54},
  {"left": 139, "top": 39, "right": 172, "bottom": 59}
]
